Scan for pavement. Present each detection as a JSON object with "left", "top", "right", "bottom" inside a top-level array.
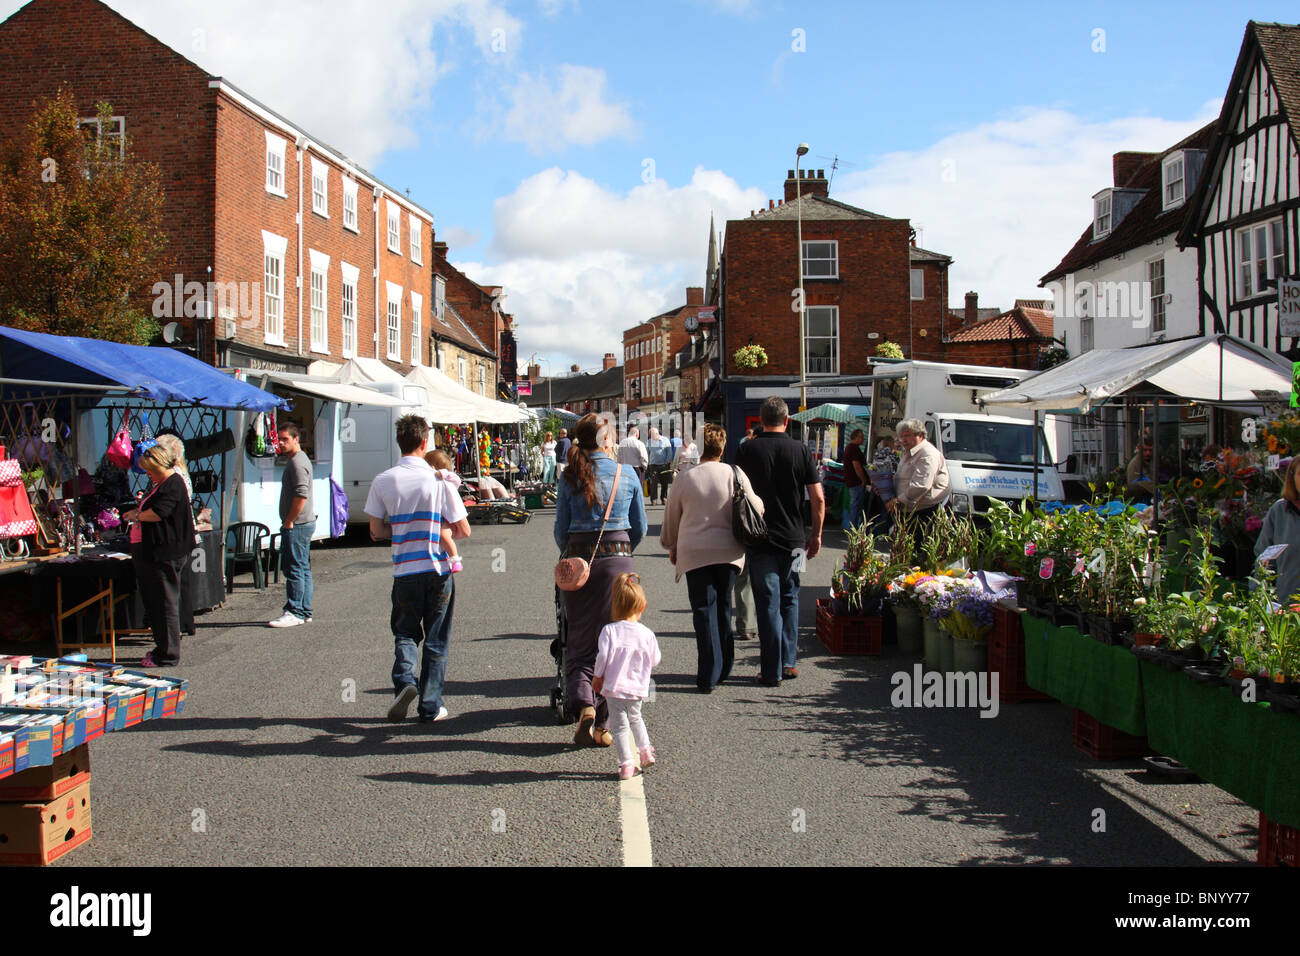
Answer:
[{"left": 49, "top": 504, "right": 1258, "bottom": 866}]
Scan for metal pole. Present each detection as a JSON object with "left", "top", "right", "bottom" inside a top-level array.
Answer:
[
  {"left": 796, "top": 149, "right": 807, "bottom": 414},
  {"left": 1032, "top": 409, "right": 1040, "bottom": 503}
]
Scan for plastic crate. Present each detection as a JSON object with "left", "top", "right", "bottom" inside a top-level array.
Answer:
[
  {"left": 988, "top": 606, "right": 1050, "bottom": 703},
  {"left": 815, "top": 599, "right": 883, "bottom": 656},
  {"left": 1258, "top": 812, "right": 1300, "bottom": 867},
  {"left": 1072, "top": 709, "right": 1152, "bottom": 761}
]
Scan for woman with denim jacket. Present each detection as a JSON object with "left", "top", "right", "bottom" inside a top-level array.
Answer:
[{"left": 554, "top": 413, "right": 648, "bottom": 747}]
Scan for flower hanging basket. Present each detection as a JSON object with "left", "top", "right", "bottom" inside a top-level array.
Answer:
[{"left": 733, "top": 345, "right": 768, "bottom": 370}]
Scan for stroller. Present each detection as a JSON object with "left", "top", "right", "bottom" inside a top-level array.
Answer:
[{"left": 549, "top": 584, "right": 572, "bottom": 723}]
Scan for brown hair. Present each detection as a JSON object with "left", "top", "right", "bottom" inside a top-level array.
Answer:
[
  {"left": 395, "top": 414, "right": 430, "bottom": 455},
  {"left": 611, "top": 572, "right": 647, "bottom": 620},
  {"left": 1284, "top": 457, "right": 1300, "bottom": 505},
  {"left": 277, "top": 422, "right": 300, "bottom": 440},
  {"left": 702, "top": 423, "right": 726, "bottom": 460},
  {"left": 563, "top": 413, "right": 602, "bottom": 509},
  {"left": 426, "top": 449, "right": 453, "bottom": 471}
]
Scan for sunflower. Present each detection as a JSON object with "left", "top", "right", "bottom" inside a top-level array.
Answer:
[{"left": 1193, "top": 478, "right": 1204, "bottom": 489}]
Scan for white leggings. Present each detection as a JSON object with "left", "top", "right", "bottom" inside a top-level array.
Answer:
[{"left": 606, "top": 696, "right": 651, "bottom": 765}]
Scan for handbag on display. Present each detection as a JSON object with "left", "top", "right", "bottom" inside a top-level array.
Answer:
[
  {"left": 13, "top": 404, "right": 53, "bottom": 468},
  {"left": 0, "top": 459, "right": 39, "bottom": 539},
  {"left": 106, "top": 410, "right": 134, "bottom": 468},
  {"left": 555, "top": 463, "right": 623, "bottom": 592},
  {"left": 131, "top": 413, "right": 157, "bottom": 475},
  {"left": 731, "top": 465, "right": 768, "bottom": 548},
  {"left": 191, "top": 470, "right": 218, "bottom": 495},
  {"left": 185, "top": 428, "right": 235, "bottom": 461}
]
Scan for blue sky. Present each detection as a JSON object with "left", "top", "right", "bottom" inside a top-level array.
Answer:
[{"left": 2, "top": 0, "right": 1289, "bottom": 373}]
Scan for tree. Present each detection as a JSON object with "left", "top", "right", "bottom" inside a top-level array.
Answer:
[{"left": 0, "top": 90, "right": 169, "bottom": 344}]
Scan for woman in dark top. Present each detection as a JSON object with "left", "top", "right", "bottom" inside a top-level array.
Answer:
[
  {"left": 124, "top": 445, "right": 195, "bottom": 668},
  {"left": 554, "top": 413, "right": 647, "bottom": 746}
]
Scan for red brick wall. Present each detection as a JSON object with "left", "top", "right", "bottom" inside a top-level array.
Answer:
[
  {"left": 944, "top": 339, "right": 1043, "bottom": 370},
  {"left": 722, "top": 217, "right": 919, "bottom": 378},
  {"left": 909, "top": 260, "right": 950, "bottom": 362},
  {"left": 0, "top": 0, "right": 217, "bottom": 356},
  {"left": 622, "top": 308, "right": 694, "bottom": 411},
  {"left": 377, "top": 195, "right": 433, "bottom": 370},
  {"left": 435, "top": 254, "right": 502, "bottom": 366}
]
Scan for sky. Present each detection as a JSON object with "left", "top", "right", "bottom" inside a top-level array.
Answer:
[{"left": 1, "top": 0, "right": 1291, "bottom": 374}]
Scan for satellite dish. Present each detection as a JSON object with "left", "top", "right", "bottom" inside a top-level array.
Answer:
[{"left": 162, "top": 322, "right": 180, "bottom": 344}]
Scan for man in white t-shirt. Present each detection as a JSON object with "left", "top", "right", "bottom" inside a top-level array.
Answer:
[
  {"left": 366, "top": 414, "right": 471, "bottom": 724},
  {"left": 618, "top": 425, "right": 649, "bottom": 490}
]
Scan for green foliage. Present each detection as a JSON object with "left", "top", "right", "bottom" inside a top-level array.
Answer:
[{"left": 874, "top": 341, "right": 904, "bottom": 360}]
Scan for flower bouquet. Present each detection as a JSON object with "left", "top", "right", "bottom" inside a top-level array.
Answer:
[{"left": 733, "top": 345, "right": 769, "bottom": 370}]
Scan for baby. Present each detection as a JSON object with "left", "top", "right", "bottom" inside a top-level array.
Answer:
[{"left": 425, "top": 449, "right": 464, "bottom": 573}]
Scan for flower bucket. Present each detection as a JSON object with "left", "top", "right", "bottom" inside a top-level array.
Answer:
[
  {"left": 951, "top": 638, "right": 988, "bottom": 673},
  {"left": 938, "top": 629, "right": 954, "bottom": 674},
  {"left": 894, "top": 605, "right": 923, "bottom": 654},
  {"left": 922, "top": 617, "right": 943, "bottom": 669}
]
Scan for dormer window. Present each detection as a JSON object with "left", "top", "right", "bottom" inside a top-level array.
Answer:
[
  {"left": 1163, "top": 153, "right": 1185, "bottom": 210},
  {"left": 1093, "top": 190, "right": 1112, "bottom": 239}
]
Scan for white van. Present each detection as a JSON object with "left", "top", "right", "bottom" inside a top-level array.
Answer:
[
  {"left": 337, "top": 380, "right": 430, "bottom": 525},
  {"left": 867, "top": 361, "right": 1065, "bottom": 515}
]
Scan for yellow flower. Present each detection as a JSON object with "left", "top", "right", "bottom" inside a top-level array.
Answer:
[{"left": 1193, "top": 478, "right": 1204, "bottom": 489}]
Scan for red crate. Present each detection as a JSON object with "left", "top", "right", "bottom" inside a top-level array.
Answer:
[
  {"left": 1258, "top": 812, "right": 1300, "bottom": 867},
  {"left": 989, "top": 606, "right": 1050, "bottom": 703},
  {"left": 1072, "top": 709, "right": 1153, "bottom": 760},
  {"left": 815, "top": 600, "right": 883, "bottom": 656}
]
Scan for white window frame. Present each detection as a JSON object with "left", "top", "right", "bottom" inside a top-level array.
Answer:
[
  {"left": 458, "top": 356, "right": 468, "bottom": 389},
  {"left": 1147, "top": 257, "right": 1166, "bottom": 335},
  {"left": 804, "top": 305, "right": 839, "bottom": 375},
  {"left": 309, "top": 249, "right": 330, "bottom": 353},
  {"left": 340, "top": 261, "right": 360, "bottom": 359},
  {"left": 265, "top": 131, "right": 288, "bottom": 198},
  {"left": 386, "top": 200, "right": 401, "bottom": 255},
  {"left": 1093, "top": 190, "right": 1112, "bottom": 239},
  {"left": 409, "top": 216, "right": 423, "bottom": 265},
  {"left": 435, "top": 275, "right": 448, "bottom": 325},
  {"left": 1162, "top": 153, "right": 1185, "bottom": 211},
  {"left": 342, "top": 178, "right": 359, "bottom": 233},
  {"left": 310, "top": 157, "right": 329, "bottom": 218},
  {"left": 410, "top": 291, "right": 423, "bottom": 367},
  {"left": 1236, "top": 217, "right": 1286, "bottom": 299},
  {"left": 478, "top": 364, "right": 487, "bottom": 396},
  {"left": 262, "top": 230, "right": 288, "bottom": 346},
  {"left": 78, "top": 115, "right": 125, "bottom": 162},
  {"left": 386, "top": 281, "right": 403, "bottom": 362},
  {"left": 1080, "top": 315, "right": 1095, "bottom": 352},
  {"left": 436, "top": 345, "right": 446, "bottom": 371},
  {"left": 910, "top": 268, "right": 924, "bottom": 300},
  {"left": 802, "top": 240, "right": 839, "bottom": 279}
]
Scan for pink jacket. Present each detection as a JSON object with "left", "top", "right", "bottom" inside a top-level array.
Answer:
[{"left": 594, "top": 620, "right": 661, "bottom": 700}]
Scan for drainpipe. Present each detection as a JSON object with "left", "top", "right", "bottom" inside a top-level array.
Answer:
[
  {"left": 374, "top": 187, "right": 384, "bottom": 361},
  {"left": 295, "top": 136, "right": 306, "bottom": 358}
]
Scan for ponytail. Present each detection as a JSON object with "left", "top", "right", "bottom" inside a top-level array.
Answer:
[{"left": 563, "top": 413, "right": 601, "bottom": 509}]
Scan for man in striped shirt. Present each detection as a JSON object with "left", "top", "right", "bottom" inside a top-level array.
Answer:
[{"left": 366, "top": 415, "right": 470, "bottom": 723}]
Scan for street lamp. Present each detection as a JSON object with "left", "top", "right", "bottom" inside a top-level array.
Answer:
[
  {"left": 530, "top": 353, "right": 552, "bottom": 412},
  {"left": 796, "top": 142, "right": 809, "bottom": 414}
]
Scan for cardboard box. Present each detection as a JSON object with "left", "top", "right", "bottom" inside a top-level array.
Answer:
[
  {"left": 0, "top": 734, "right": 12, "bottom": 781},
  {"left": 0, "top": 780, "right": 92, "bottom": 866},
  {"left": 0, "top": 744, "right": 90, "bottom": 802},
  {"left": 1, "top": 711, "right": 66, "bottom": 767}
]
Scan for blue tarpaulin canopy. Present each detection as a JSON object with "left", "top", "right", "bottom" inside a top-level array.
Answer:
[{"left": 0, "top": 326, "right": 287, "bottom": 411}]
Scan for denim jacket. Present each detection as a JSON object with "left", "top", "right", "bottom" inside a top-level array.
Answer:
[{"left": 554, "top": 452, "right": 647, "bottom": 551}]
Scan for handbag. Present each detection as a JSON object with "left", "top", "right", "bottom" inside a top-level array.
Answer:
[
  {"left": 106, "top": 410, "right": 134, "bottom": 468},
  {"left": 131, "top": 413, "right": 157, "bottom": 475},
  {"left": 555, "top": 463, "right": 623, "bottom": 592},
  {"left": 731, "top": 465, "right": 768, "bottom": 548},
  {"left": 13, "top": 404, "right": 53, "bottom": 467}
]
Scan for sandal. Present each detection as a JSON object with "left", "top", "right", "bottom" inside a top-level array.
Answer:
[{"left": 573, "top": 706, "right": 596, "bottom": 747}]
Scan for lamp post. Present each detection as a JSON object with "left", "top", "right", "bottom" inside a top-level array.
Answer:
[
  {"left": 796, "top": 142, "right": 809, "bottom": 413},
  {"left": 530, "top": 353, "right": 552, "bottom": 413}
]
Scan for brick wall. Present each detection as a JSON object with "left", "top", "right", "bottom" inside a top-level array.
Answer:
[{"left": 622, "top": 305, "right": 695, "bottom": 411}]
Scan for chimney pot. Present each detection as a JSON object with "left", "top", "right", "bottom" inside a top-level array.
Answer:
[
  {"left": 769, "top": 199, "right": 774, "bottom": 210},
  {"left": 817, "top": 169, "right": 824, "bottom": 178},
  {"left": 787, "top": 169, "right": 795, "bottom": 179}
]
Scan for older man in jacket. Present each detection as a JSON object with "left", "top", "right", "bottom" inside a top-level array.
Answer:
[{"left": 886, "top": 418, "right": 950, "bottom": 549}]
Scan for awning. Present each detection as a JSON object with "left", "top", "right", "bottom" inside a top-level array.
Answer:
[
  {"left": 0, "top": 326, "right": 287, "bottom": 411},
  {"left": 979, "top": 335, "right": 1293, "bottom": 414},
  {"left": 790, "top": 403, "right": 871, "bottom": 424},
  {"left": 255, "top": 372, "right": 412, "bottom": 408},
  {"left": 405, "top": 366, "right": 531, "bottom": 424},
  {"left": 315, "top": 357, "right": 406, "bottom": 385}
]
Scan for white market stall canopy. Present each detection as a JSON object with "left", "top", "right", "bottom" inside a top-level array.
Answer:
[
  {"left": 790, "top": 403, "right": 870, "bottom": 425},
  {"left": 405, "top": 366, "right": 531, "bottom": 424},
  {"left": 310, "top": 357, "right": 406, "bottom": 386},
  {"left": 256, "top": 372, "right": 412, "bottom": 408},
  {"left": 979, "top": 335, "right": 1293, "bottom": 415}
]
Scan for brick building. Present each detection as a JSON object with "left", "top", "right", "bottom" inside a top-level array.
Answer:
[
  {"left": 431, "top": 244, "right": 507, "bottom": 398},
  {"left": 944, "top": 296, "right": 1058, "bottom": 369},
  {"left": 621, "top": 287, "right": 708, "bottom": 417},
  {"left": 521, "top": 357, "right": 622, "bottom": 416},
  {"left": 719, "top": 168, "right": 951, "bottom": 451},
  {"left": 0, "top": 0, "right": 443, "bottom": 375}
]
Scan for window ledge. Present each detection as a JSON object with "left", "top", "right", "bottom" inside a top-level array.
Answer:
[
  {"left": 266, "top": 187, "right": 289, "bottom": 200},
  {"left": 264, "top": 335, "right": 287, "bottom": 348},
  {"left": 387, "top": 244, "right": 402, "bottom": 255},
  {"left": 343, "top": 222, "right": 360, "bottom": 235},
  {"left": 310, "top": 346, "right": 331, "bottom": 355},
  {"left": 313, "top": 208, "right": 330, "bottom": 220}
]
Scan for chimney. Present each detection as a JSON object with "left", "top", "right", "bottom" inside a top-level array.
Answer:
[
  {"left": 964, "top": 291, "right": 979, "bottom": 327},
  {"left": 527, "top": 364, "right": 540, "bottom": 381},
  {"left": 432, "top": 240, "right": 449, "bottom": 260},
  {"left": 602, "top": 352, "right": 616, "bottom": 371},
  {"left": 1112, "top": 151, "right": 1157, "bottom": 187},
  {"left": 769, "top": 199, "right": 775, "bottom": 210},
  {"left": 783, "top": 167, "right": 829, "bottom": 202},
  {"left": 686, "top": 287, "right": 704, "bottom": 306}
]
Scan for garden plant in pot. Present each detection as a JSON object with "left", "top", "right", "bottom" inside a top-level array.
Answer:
[{"left": 943, "top": 583, "right": 998, "bottom": 672}]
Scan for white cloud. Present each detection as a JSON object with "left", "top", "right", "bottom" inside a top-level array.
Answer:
[
  {"left": 494, "top": 65, "right": 637, "bottom": 153},
  {"left": 833, "top": 101, "right": 1223, "bottom": 312},
  {"left": 466, "top": 167, "right": 766, "bottom": 371},
  {"left": 2, "top": 0, "right": 524, "bottom": 169},
  {"left": 438, "top": 225, "right": 483, "bottom": 253}
]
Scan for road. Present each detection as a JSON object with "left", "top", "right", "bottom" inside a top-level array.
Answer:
[{"left": 58, "top": 504, "right": 1258, "bottom": 866}]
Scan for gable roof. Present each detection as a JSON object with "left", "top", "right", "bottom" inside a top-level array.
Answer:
[
  {"left": 910, "top": 245, "right": 953, "bottom": 264},
  {"left": 1041, "top": 121, "right": 1217, "bottom": 283},
  {"left": 946, "top": 306, "right": 1055, "bottom": 344},
  {"left": 742, "top": 194, "right": 893, "bottom": 222},
  {"left": 523, "top": 366, "right": 623, "bottom": 406},
  {"left": 1178, "top": 21, "right": 1300, "bottom": 247}
]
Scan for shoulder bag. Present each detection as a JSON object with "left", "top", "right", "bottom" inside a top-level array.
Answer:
[
  {"left": 555, "top": 463, "right": 623, "bottom": 591},
  {"left": 731, "top": 465, "right": 768, "bottom": 548}
]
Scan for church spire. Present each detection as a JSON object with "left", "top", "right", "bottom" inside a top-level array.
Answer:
[{"left": 706, "top": 212, "right": 719, "bottom": 297}]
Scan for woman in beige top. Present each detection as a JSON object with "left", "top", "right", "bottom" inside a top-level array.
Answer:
[{"left": 660, "top": 423, "right": 764, "bottom": 692}]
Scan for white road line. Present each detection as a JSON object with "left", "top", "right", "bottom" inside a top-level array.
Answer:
[{"left": 619, "top": 774, "right": 653, "bottom": 867}]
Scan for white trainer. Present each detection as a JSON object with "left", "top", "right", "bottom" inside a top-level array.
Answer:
[{"left": 268, "top": 613, "right": 305, "bottom": 628}]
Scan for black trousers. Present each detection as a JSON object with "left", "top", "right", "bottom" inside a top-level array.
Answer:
[
  {"left": 649, "top": 465, "right": 672, "bottom": 503},
  {"left": 138, "top": 554, "right": 186, "bottom": 665}
]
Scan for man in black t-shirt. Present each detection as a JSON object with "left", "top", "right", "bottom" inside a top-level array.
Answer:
[
  {"left": 735, "top": 397, "right": 825, "bottom": 686},
  {"left": 841, "top": 428, "right": 867, "bottom": 531}
]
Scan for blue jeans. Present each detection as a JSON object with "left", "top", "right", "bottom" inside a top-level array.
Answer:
[
  {"left": 686, "top": 564, "right": 737, "bottom": 690},
  {"left": 746, "top": 547, "right": 801, "bottom": 682},
  {"left": 281, "top": 523, "right": 314, "bottom": 620},
  {"left": 842, "top": 485, "right": 866, "bottom": 530},
  {"left": 542, "top": 454, "right": 556, "bottom": 484},
  {"left": 391, "top": 571, "right": 456, "bottom": 718}
]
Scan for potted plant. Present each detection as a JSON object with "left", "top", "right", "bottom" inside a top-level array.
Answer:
[
  {"left": 874, "top": 341, "right": 905, "bottom": 360},
  {"left": 944, "top": 584, "right": 998, "bottom": 672}
]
